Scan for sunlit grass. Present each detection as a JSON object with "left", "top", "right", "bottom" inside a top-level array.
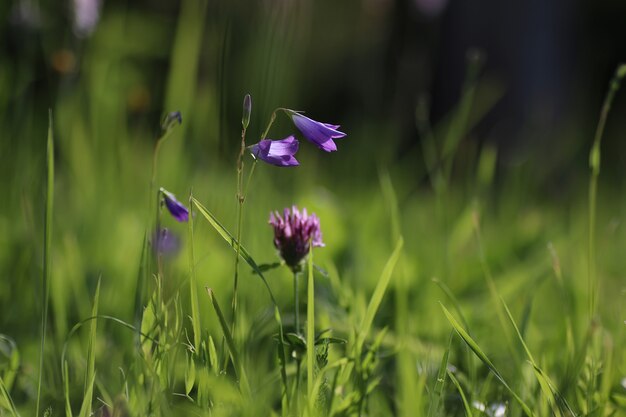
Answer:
[{"left": 1, "top": 10, "right": 626, "bottom": 414}]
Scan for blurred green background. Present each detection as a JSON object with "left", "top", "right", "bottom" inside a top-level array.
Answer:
[{"left": 1, "top": 0, "right": 626, "bottom": 414}]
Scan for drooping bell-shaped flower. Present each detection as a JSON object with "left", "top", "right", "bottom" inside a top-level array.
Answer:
[
  {"left": 269, "top": 206, "right": 324, "bottom": 272},
  {"left": 153, "top": 227, "right": 181, "bottom": 256},
  {"left": 287, "top": 110, "right": 346, "bottom": 152},
  {"left": 249, "top": 136, "right": 300, "bottom": 167},
  {"left": 160, "top": 188, "right": 189, "bottom": 222}
]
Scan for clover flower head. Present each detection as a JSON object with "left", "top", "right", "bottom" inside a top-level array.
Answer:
[
  {"left": 160, "top": 188, "right": 189, "bottom": 222},
  {"left": 269, "top": 206, "right": 324, "bottom": 271},
  {"left": 288, "top": 110, "right": 346, "bottom": 152},
  {"left": 249, "top": 136, "right": 299, "bottom": 167}
]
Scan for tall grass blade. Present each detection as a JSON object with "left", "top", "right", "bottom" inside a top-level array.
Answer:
[
  {"left": 206, "top": 288, "right": 251, "bottom": 397},
  {"left": 356, "top": 237, "right": 404, "bottom": 356},
  {"left": 501, "top": 298, "right": 574, "bottom": 417},
  {"left": 36, "top": 109, "right": 54, "bottom": 416},
  {"left": 187, "top": 193, "right": 201, "bottom": 350},
  {"left": 428, "top": 332, "right": 452, "bottom": 417},
  {"left": 192, "top": 197, "right": 276, "bottom": 303},
  {"left": 587, "top": 63, "right": 626, "bottom": 319},
  {"left": 306, "top": 243, "right": 315, "bottom": 402},
  {"left": 77, "top": 373, "right": 95, "bottom": 417},
  {"left": 472, "top": 212, "right": 520, "bottom": 364},
  {"left": 447, "top": 370, "right": 473, "bottom": 417},
  {"left": 193, "top": 197, "right": 288, "bottom": 403},
  {"left": 440, "top": 303, "right": 535, "bottom": 417},
  {"left": 78, "top": 278, "right": 100, "bottom": 417},
  {"left": 0, "top": 375, "right": 20, "bottom": 417},
  {"left": 63, "top": 360, "right": 72, "bottom": 417}
]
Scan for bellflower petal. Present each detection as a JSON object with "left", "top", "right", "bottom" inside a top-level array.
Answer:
[
  {"left": 153, "top": 227, "right": 181, "bottom": 256},
  {"left": 288, "top": 111, "right": 346, "bottom": 152},
  {"left": 249, "top": 136, "right": 300, "bottom": 167},
  {"left": 269, "top": 206, "right": 324, "bottom": 272},
  {"left": 160, "top": 188, "right": 189, "bottom": 222}
]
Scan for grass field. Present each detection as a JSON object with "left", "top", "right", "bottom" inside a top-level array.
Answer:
[{"left": 2, "top": 3, "right": 626, "bottom": 416}]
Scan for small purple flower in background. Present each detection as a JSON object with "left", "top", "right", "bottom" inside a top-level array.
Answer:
[
  {"left": 269, "top": 206, "right": 324, "bottom": 272},
  {"left": 288, "top": 110, "right": 346, "bottom": 152},
  {"left": 249, "top": 136, "right": 300, "bottom": 167},
  {"left": 153, "top": 227, "right": 181, "bottom": 256},
  {"left": 160, "top": 188, "right": 189, "bottom": 222},
  {"left": 73, "top": 0, "right": 102, "bottom": 37}
]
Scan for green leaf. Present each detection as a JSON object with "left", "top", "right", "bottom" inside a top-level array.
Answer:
[
  {"left": 36, "top": 109, "right": 54, "bottom": 417},
  {"left": 356, "top": 237, "right": 404, "bottom": 357},
  {"left": 0, "top": 375, "right": 19, "bottom": 417},
  {"left": 440, "top": 303, "right": 535, "bottom": 417},
  {"left": 192, "top": 198, "right": 277, "bottom": 304},
  {"left": 252, "top": 262, "right": 283, "bottom": 274},
  {"left": 79, "top": 278, "right": 101, "bottom": 417},
  {"left": 447, "top": 370, "right": 473, "bottom": 417},
  {"left": 428, "top": 332, "right": 452, "bottom": 417},
  {"left": 206, "top": 288, "right": 250, "bottom": 397}
]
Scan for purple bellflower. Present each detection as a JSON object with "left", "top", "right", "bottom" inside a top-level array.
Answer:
[
  {"left": 288, "top": 111, "right": 346, "bottom": 152},
  {"left": 153, "top": 227, "right": 181, "bottom": 256},
  {"left": 269, "top": 206, "right": 324, "bottom": 272},
  {"left": 160, "top": 188, "right": 189, "bottom": 222},
  {"left": 249, "top": 136, "right": 300, "bottom": 167}
]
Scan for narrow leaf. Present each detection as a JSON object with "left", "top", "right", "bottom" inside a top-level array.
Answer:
[
  {"left": 206, "top": 288, "right": 250, "bottom": 397},
  {"left": 440, "top": 303, "right": 535, "bottom": 417},
  {"left": 356, "top": 237, "right": 404, "bottom": 355}
]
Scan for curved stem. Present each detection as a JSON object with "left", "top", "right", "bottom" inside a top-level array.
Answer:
[
  {"left": 260, "top": 108, "right": 287, "bottom": 140},
  {"left": 587, "top": 64, "right": 626, "bottom": 320},
  {"left": 294, "top": 271, "right": 300, "bottom": 334},
  {"left": 231, "top": 123, "right": 247, "bottom": 338}
]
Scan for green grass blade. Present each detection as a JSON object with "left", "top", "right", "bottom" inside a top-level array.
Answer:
[
  {"left": 447, "top": 370, "right": 473, "bottom": 417},
  {"left": 501, "top": 299, "right": 564, "bottom": 417},
  {"left": 63, "top": 360, "right": 72, "bottom": 417},
  {"left": 428, "top": 332, "right": 452, "bottom": 417},
  {"left": 356, "top": 237, "right": 404, "bottom": 355},
  {"left": 440, "top": 303, "right": 535, "bottom": 417},
  {"left": 77, "top": 373, "right": 95, "bottom": 417},
  {"left": 193, "top": 198, "right": 288, "bottom": 407},
  {"left": 79, "top": 278, "right": 100, "bottom": 417},
  {"left": 0, "top": 375, "right": 20, "bottom": 417},
  {"left": 306, "top": 244, "right": 315, "bottom": 403},
  {"left": 187, "top": 192, "right": 201, "bottom": 351},
  {"left": 587, "top": 63, "right": 626, "bottom": 318},
  {"left": 206, "top": 288, "right": 250, "bottom": 397},
  {"left": 192, "top": 197, "right": 277, "bottom": 304},
  {"left": 432, "top": 278, "right": 470, "bottom": 330},
  {"left": 36, "top": 109, "right": 54, "bottom": 417}
]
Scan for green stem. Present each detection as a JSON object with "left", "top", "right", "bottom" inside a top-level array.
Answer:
[
  {"left": 260, "top": 108, "right": 287, "bottom": 140},
  {"left": 294, "top": 271, "right": 300, "bottom": 334},
  {"left": 306, "top": 243, "right": 315, "bottom": 403},
  {"left": 230, "top": 121, "right": 248, "bottom": 342},
  {"left": 36, "top": 110, "right": 54, "bottom": 417},
  {"left": 588, "top": 64, "right": 626, "bottom": 320}
]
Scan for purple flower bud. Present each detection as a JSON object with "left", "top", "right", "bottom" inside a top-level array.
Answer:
[
  {"left": 160, "top": 188, "right": 189, "bottom": 222},
  {"left": 288, "top": 111, "right": 346, "bottom": 152},
  {"left": 249, "top": 136, "right": 300, "bottom": 167},
  {"left": 242, "top": 94, "right": 252, "bottom": 129},
  {"left": 153, "top": 227, "right": 181, "bottom": 256},
  {"left": 73, "top": 0, "right": 102, "bottom": 37},
  {"left": 269, "top": 206, "right": 324, "bottom": 272},
  {"left": 161, "top": 111, "right": 182, "bottom": 132}
]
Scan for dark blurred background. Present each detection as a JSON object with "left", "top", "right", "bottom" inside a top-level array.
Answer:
[{"left": 1, "top": 0, "right": 625, "bottom": 191}]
